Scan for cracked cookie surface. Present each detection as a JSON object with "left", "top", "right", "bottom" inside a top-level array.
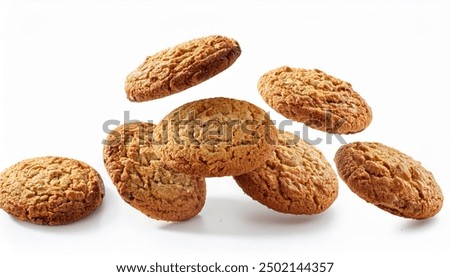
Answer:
[
  {"left": 334, "top": 142, "right": 443, "bottom": 219},
  {"left": 0, "top": 156, "right": 104, "bottom": 225},
  {"left": 103, "top": 122, "right": 206, "bottom": 221},
  {"left": 125, "top": 35, "right": 241, "bottom": 102},
  {"left": 234, "top": 131, "right": 338, "bottom": 215},
  {"left": 258, "top": 66, "right": 372, "bottom": 134},
  {"left": 153, "top": 97, "right": 278, "bottom": 177}
]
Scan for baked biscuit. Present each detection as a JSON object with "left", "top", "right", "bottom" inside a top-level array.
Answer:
[
  {"left": 234, "top": 131, "right": 338, "bottom": 215},
  {"left": 335, "top": 142, "right": 443, "bottom": 219},
  {"left": 103, "top": 122, "right": 206, "bottom": 221},
  {"left": 153, "top": 97, "right": 278, "bottom": 177},
  {"left": 258, "top": 66, "right": 372, "bottom": 134},
  {"left": 0, "top": 156, "right": 104, "bottom": 225},
  {"left": 125, "top": 35, "right": 241, "bottom": 102}
]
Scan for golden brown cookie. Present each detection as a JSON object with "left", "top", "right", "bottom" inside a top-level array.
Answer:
[
  {"left": 234, "top": 131, "right": 338, "bottom": 215},
  {"left": 125, "top": 35, "right": 241, "bottom": 102},
  {"left": 103, "top": 122, "right": 206, "bottom": 221},
  {"left": 153, "top": 97, "right": 278, "bottom": 177},
  {"left": 258, "top": 66, "right": 372, "bottom": 134},
  {"left": 334, "top": 142, "right": 444, "bottom": 219},
  {"left": 0, "top": 157, "right": 104, "bottom": 225}
]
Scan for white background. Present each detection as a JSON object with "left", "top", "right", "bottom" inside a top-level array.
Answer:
[{"left": 1, "top": 0, "right": 449, "bottom": 276}]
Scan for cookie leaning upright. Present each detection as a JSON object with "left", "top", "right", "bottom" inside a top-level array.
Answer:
[
  {"left": 0, "top": 157, "right": 104, "bottom": 225},
  {"left": 334, "top": 142, "right": 443, "bottom": 219},
  {"left": 103, "top": 122, "right": 206, "bottom": 221},
  {"left": 125, "top": 35, "right": 241, "bottom": 102},
  {"left": 258, "top": 67, "right": 372, "bottom": 134},
  {"left": 234, "top": 131, "right": 338, "bottom": 215},
  {"left": 153, "top": 97, "right": 278, "bottom": 177}
]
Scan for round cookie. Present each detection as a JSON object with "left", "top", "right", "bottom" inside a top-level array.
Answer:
[
  {"left": 153, "top": 97, "right": 278, "bottom": 177},
  {"left": 334, "top": 142, "right": 444, "bottom": 219},
  {"left": 125, "top": 35, "right": 241, "bottom": 102},
  {"left": 103, "top": 122, "right": 206, "bottom": 221},
  {"left": 0, "top": 157, "right": 104, "bottom": 225},
  {"left": 258, "top": 66, "right": 372, "bottom": 134},
  {"left": 234, "top": 131, "right": 338, "bottom": 215}
]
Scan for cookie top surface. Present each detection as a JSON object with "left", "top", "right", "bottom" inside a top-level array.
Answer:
[
  {"left": 125, "top": 35, "right": 241, "bottom": 102},
  {"left": 0, "top": 156, "right": 104, "bottom": 225},
  {"left": 103, "top": 122, "right": 206, "bottom": 221},
  {"left": 234, "top": 131, "right": 338, "bottom": 215},
  {"left": 258, "top": 66, "right": 372, "bottom": 134},
  {"left": 153, "top": 97, "right": 278, "bottom": 177},
  {"left": 334, "top": 142, "right": 443, "bottom": 219}
]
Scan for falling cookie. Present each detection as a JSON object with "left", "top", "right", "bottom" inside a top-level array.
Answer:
[
  {"left": 234, "top": 130, "right": 338, "bottom": 215},
  {"left": 258, "top": 66, "right": 372, "bottom": 134},
  {"left": 103, "top": 122, "right": 206, "bottom": 221},
  {"left": 153, "top": 97, "right": 278, "bottom": 177},
  {"left": 334, "top": 142, "right": 444, "bottom": 219},
  {"left": 0, "top": 156, "right": 105, "bottom": 225},
  {"left": 125, "top": 35, "right": 241, "bottom": 102}
]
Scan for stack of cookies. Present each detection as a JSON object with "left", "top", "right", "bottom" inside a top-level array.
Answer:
[
  {"left": 0, "top": 35, "right": 443, "bottom": 226},
  {"left": 104, "top": 35, "right": 443, "bottom": 221}
]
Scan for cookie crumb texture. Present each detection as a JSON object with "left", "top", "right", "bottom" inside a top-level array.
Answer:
[
  {"left": 234, "top": 131, "right": 338, "bottom": 215},
  {"left": 335, "top": 142, "right": 443, "bottom": 219},
  {"left": 258, "top": 66, "right": 372, "bottom": 134},
  {"left": 125, "top": 35, "right": 241, "bottom": 102},
  {"left": 0, "top": 157, "right": 104, "bottom": 225},
  {"left": 153, "top": 97, "right": 278, "bottom": 177},
  {"left": 103, "top": 122, "right": 206, "bottom": 221}
]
